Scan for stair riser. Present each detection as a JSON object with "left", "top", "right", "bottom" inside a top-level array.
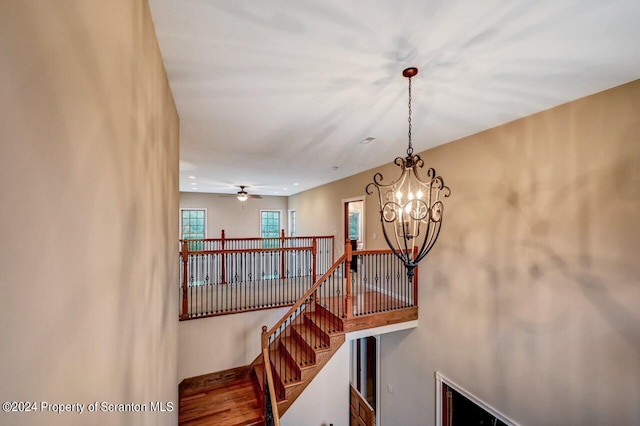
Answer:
[
  {"left": 313, "top": 304, "right": 344, "bottom": 333},
  {"left": 290, "top": 328, "right": 320, "bottom": 362},
  {"left": 278, "top": 339, "right": 315, "bottom": 368},
  {"left": 271, "top": 352, "right": 301, "bottom": 388},
  {"left": 303, "top": 316, "right": 330, "bottom": 347}
]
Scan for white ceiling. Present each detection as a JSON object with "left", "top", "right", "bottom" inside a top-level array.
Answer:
[{"left": 149, "top": 0, "right": 640, "bottom": 196}]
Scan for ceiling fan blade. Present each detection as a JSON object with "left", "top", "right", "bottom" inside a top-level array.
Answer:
[{"left": 248, "top": 194, "right": 263, "bottom": 199}]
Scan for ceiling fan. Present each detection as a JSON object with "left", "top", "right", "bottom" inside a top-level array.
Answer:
[{"left": 219, "top": 185, "right": 263, "bottom": 201}]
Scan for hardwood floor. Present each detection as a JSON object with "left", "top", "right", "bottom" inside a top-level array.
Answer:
[{"left": 179, "top": 367, "right": 262, "bottom": 426}]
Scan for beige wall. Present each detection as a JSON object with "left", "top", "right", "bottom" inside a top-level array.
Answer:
[
  {"left": 0, "top": 2, "right": 179, "bottom": 425},
  {"left": 180, "top": 191, "right": 289, "bottom": 238},
  {"left": 178, "top": 307, "right": 289, "bottom": 380},
  {"left": 290, "top": 80, "right": 640, "bottom": 425}
]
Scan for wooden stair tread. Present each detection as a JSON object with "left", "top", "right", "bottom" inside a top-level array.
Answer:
[
  {"left": 270, "top": 349, "right": 302, "bottom": 389},
  {"left": 304, "top": 310, "right": 342, "bottom": 335},
  {"left": 280, "top": 335, "right": 316, "bottom": 367},
  {"left": 292, "top": 322, "right": 330, "bottom": 351},
  {"left": 179, "top": 365, "right": 252, "bottom": 398}
]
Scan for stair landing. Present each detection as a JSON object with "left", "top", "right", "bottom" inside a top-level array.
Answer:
[{"left": 179, "top": 366, "right": 262, "bottom": 426}]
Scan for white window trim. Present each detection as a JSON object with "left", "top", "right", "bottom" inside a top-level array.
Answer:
[
  {"left": 435, "top": 371, "right": 520, "bottom": 426},
  {"left": 259, "top": 209, "right": 283, "bottom": 238},
  {"left": 288, "top": 209, "right": 296, "bottom": 237},
  {"left": 179, "top": 208, "right": 207, "bottom": 239},
  {"left": 343, "top": 196, "right": 366, "bottom": 250}
]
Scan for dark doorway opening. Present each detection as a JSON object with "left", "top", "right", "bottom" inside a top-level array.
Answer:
[{"left": 442, "top": 383, "right": 508, "bottom": 426}]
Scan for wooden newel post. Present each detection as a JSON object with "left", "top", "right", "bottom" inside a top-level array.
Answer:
[
  {"left": 344, "top": 240, "right": 352, "bottom": 318},
  {"left": 312, "top": 237, "right": 317, "bottom": 283},
  {"left": 280, "top": 229, "right": 285, "bottom": 278},
  {"left": 261, "top": 325, "right": 268, "bottom": 350},
  {"left": 221, "top": 229, "right": 227, "bottom": 284},
  {"left": 181, "top": 240, "right": 189, "bottom": 320}
]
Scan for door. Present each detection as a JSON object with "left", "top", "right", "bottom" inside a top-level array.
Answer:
[
  {"left": 350, "top": 336, "right": 378, "bottom": 425},
  {"left": 350, "top": 383, "right": 375, "bottom": 426}
]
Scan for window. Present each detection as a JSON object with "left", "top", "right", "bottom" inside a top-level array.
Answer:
[
  {"left": 348, "top": 212, "right": 360, "bottom": 241},
  {"left": 180, "top": 209, "right": 206, "bottom": 250},
  {"left": 288, "top": 209, "right": 296, "bottom": 237},
  {"left": 261, "top": 210, "right": 281, "bottom": 248}
]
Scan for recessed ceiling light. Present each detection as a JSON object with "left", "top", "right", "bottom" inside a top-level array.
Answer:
[
  {"left": 275, "top": 191, "right": 279, "bottom": 194},
  {"left": 188, "top": 176, "right": 196, "bottom": 179},
  {"left": 190, "top": 182, "right": 197, "bottom": 185},
  {"left": 293, "top": 182, "right": 299, "bottom": 186},
  {"left": 360, "top": 137, "right": 375, "bottom": 144},
  {"left": 283, "top": 188, "right": 288, "bottom": 191}
]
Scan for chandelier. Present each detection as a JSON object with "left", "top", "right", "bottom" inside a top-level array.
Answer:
[{"left": 366, "top": 67, "right": 451, "bottom": 279}]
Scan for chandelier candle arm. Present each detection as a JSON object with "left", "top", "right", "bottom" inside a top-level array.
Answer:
[{"left": 366, "top": 67, "right": 451, "bottom": 279}]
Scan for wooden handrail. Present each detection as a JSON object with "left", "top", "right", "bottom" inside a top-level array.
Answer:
[
  {"left": 351, "top": 248, "right": 412, "bottom": 256},
  {"left": 182, "top": 246, "right": 314, "bottom": 256},
  {"left": 179, "top": 232, "right": 334, "bottom": 243},
  {"left": 179, "top": 236, "right": 335, "bottom": 242},
  {"left": 262, "top": 347, "right": 281, "bottom": 426},
  {"left": 263, "top": 252, "right": 347, "bottom": 340}
]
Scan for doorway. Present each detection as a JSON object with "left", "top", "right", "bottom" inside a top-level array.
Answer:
[
  {"left": 436, "top": 372, "right": 517, "bottom": 426},
  {"left": 343, "top": 198, "right": 365, "bottom": 249},
  {"left": 350, "top": 336, "right": 378, "bottom": 426}
]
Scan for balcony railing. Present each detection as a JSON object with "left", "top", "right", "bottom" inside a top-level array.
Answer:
[{"left": 179, "top": 231, "right": 334, "bottom": 320}]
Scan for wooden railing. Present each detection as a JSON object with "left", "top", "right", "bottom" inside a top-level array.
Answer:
[
  {"left": 260, "top": 242, "right": 418, "bottom": 399},
  {"left": 262, "top": 346, "right": 281, "bottom": 426},
  {"left": 179, "top": 231, "right": 334, "bottom": 320},
  {"left": 350, "top": 246, "right": 419, "bottom": 315}
]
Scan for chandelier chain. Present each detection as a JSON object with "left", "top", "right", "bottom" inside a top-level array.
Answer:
[{"left": 407, "top": 76, "right": 413, "bottom": 156}]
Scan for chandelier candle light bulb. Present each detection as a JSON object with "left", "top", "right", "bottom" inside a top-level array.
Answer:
[{"left": 366, "top": 67, "right": 451, "bottom": 279}]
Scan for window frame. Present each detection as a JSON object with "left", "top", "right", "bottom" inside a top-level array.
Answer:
[
  {"left": 288, "top": 209, "right": 296, "bottom": 237},
  {"left": 180, "top": 208, "right": 207, "bottom": 241},
  {"left": 259, "top": 209, "right": 282, "bottom": 238}
]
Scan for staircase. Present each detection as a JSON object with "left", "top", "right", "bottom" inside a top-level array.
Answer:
[
  {"left": 178, "top": 244, "right": 419, "bottom": 425},
  {"left": 261, "top": 303, "right": 345, "bottom": 415},
  {"left": 179, "top": 301, "right": 345, "bottom": 426}
]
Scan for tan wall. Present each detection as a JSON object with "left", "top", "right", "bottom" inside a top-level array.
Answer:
[
  {"left": 290, "top": 80, "right": 640, "bottom": 425},
  {"left": 0, "top": 2, "right": 179, "bottom": 425},
  {"left": 180, "top": 191, "right": 289, "bottom": 238},
  {"left": 178, "top": 307, "right": 289, "bottom": 380}
]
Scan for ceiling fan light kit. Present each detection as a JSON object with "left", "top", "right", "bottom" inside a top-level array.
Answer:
[{"left": 218, "top": 186, "right": 262, "bottom": 200}]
